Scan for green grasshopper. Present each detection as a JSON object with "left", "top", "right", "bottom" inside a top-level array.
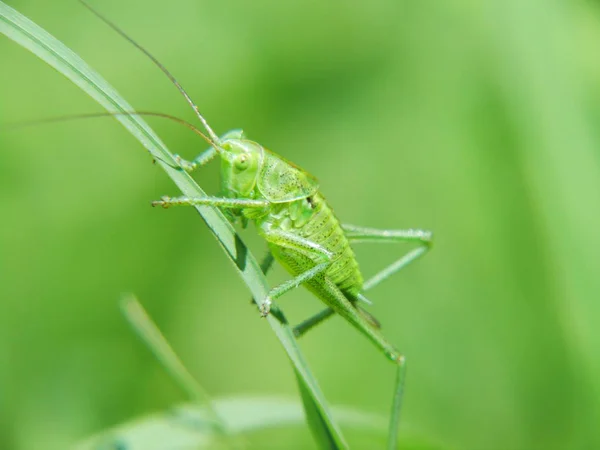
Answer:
[
  {"left": 81, "top": 0, "right": 432, "bottom": 416},
  {"left": 154, "top": 133, "right": 433, "bottom": 360}
]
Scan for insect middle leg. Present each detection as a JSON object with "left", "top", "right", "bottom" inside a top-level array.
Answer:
[
  {"left": 152, "top": 196, "right": 269, "bottom": 209},
  {"left": 293, "top": 225, "right": 432, "bottom": 338},
  {"left": 259, "top": 230, "right": 333, "bottom": 316},
  {"left": 250, "top": 250, "right": 275, "bottom": 307}
]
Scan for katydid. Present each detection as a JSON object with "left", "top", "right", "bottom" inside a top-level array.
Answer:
[
  {"left": 79, "top": 0, "right": 433, "bottom": 365},
  {"left": 79, "top": 0, "right": 433, "bottom": 437}
]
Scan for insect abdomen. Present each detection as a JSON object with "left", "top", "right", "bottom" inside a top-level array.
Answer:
[{"left": 264, "top": 193, "right": 364, "bottom": 296}]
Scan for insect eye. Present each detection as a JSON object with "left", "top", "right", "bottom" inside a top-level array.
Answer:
[{"left": 234, "top": 154, "right": 250, "bottom": 171}]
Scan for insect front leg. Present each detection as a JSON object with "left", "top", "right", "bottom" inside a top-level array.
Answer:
[
  {"left": 259, "top": 230, "right": 333, "bottom": 317},
  {"left": 174, "top": 146, "right": 217, "bottom": 172},
  {"left": 174, "top": 130, "right": 244, "bottom": 172},
  {"left": 292, "top": 225, "right": 432, "bottom": 338}
]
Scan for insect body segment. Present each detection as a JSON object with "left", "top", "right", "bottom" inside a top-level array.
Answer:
[
  {"left": 264, "top": 192, "right": 363, "bottom": 296},
  {"left": 257, "top": 150, "right": 319, "bottom": 203}
]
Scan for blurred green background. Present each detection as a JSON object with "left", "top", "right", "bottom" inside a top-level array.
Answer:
[{"left": 2, "top": 0, "right": 600, "bottom": 449}]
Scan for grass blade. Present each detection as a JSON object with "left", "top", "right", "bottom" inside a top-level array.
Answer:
[
  {"left": 74, "top": 397, "right": 392, "bottom": 450},
  {"left": 75, "top": 397, "right": 450, "bottom": 450},
  {"left": 296, "top": 370, "right": 338, "bottom": 449},
  {"left": 0, "top": 2, "right": 346, "bottom": 448},
  {"left": 120, "top": 294, "right": 227, "bottom": 433}
]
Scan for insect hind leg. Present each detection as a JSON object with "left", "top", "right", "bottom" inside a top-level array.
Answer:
[
  {"left": 321, "top": 279, "right": 402, "bottom": 363},
  {"left": 293, "top": 308, "right": 336, "bottom": 337},
  {"left": 342, "top": 224, "right": 432, "bottom": 291},
  {"left": 293, "top": 292, "right": 374, "bottom": 338},
  {"left": 293, "top": 225, "right": 431, "bottom": 337}
]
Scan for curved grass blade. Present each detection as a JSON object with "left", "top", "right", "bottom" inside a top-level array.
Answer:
[
  {"left": 120, "top": 294, "right": 229, "bottom": 435},
  {"left": 0, "top": 2, "right": 346, "bottom": 448}
]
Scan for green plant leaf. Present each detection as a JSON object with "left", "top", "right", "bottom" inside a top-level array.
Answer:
[
  {"left": 0, "top": 2, "right": 346, "bottom": 448},
  {"left": 74, "top": 397, "right": 386, "bottom": 450},
  {"left": 74, "top": 397, "right": 450, "bottom": 450}
]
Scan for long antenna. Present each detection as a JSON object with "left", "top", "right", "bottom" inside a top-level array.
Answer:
[
  {"left": 2, "top": 111, "right": 215, "bottom": 147},
  {"left": 79, "top": 0, "right": 221, "bottom": 146}
]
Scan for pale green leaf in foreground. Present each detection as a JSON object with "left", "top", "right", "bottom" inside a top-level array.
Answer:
[
  {"left": 74, "top": 397, "right": 385, "bottom": 450},
  {"left": 74, "top": 398, "right": 450, "bottom": 450}
]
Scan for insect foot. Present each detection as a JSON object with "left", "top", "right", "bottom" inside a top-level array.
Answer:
[
  {"left": 174, "top": 154, "right": 196, "bottom": 172},
  {"left": 151, "top": 196, "right": 172, "bottom": 208},
  {"left": 259, "top": 297, "right": 272, "bottom": 317},
  {"left": 383, "top": 346, "right": 404, "bottom": 364}
]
